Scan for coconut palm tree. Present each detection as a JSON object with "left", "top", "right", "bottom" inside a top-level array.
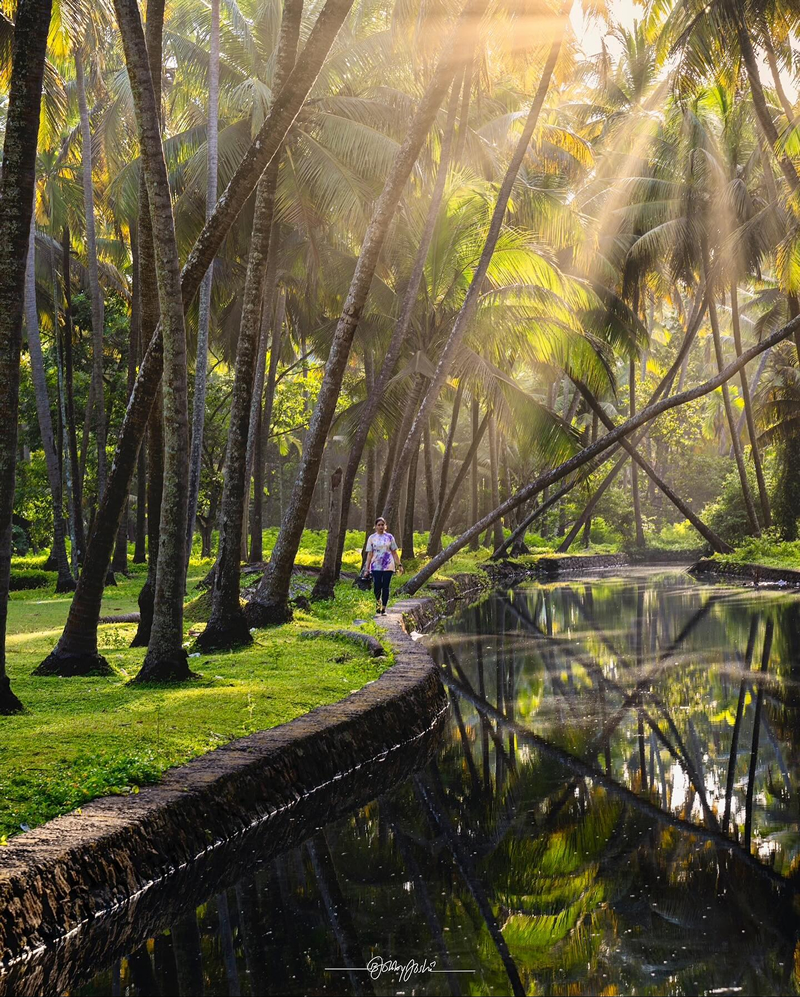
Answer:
[
  {"left": 186, "top": 0, "right": 220, "bottom": 559},
  {"left": 24, "top": 212, "right": 74, "bottom": 592},
  {"left": 113, "top": 0, "right": 193, "bottom": 683},
  {"left": 0, "top": 0, "right": 56, "bottom": 713}
]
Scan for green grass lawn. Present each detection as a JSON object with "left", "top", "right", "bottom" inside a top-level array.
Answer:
[{"left": 2, "top": 552, "right": 393, "bottom": 841}]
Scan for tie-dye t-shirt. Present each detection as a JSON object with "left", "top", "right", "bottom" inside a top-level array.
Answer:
[{"left": 366, "top": 532, "right": 398, "bottom": 572}]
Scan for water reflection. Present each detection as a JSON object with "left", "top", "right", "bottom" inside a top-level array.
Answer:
[{"left": 10, "top": 569, "right": 800, "bottom": 995}]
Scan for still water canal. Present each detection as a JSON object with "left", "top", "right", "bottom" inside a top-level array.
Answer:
[{"left": 21, "top": 569, "right": 800, "bottom": 995}]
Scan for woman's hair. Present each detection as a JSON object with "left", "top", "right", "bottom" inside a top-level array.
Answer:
[{"left": 374, "top": 517, "right": 386, "bottom": 526}]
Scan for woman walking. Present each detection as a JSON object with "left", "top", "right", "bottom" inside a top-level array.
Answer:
[{"left": 364, "top": 517, "right": 403, "bottom": 614}]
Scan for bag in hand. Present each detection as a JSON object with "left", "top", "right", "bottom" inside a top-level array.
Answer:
[{"left": 353, "top": 574, "right": 372, "bottom": 591}]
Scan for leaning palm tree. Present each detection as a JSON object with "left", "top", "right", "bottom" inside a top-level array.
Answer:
[
  {"left": 244, "top": 0, "right": 487, "bottom": 629},
  {"left": 0, "top": 0, "right": 56, "bottom": 713},
  {"left": 383, "top": 1, "right": 572, "bottom": 529}
]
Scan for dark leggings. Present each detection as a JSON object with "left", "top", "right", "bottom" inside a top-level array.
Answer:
[{"left": 372, "top": 569, "right": 392, "bottom": 606}]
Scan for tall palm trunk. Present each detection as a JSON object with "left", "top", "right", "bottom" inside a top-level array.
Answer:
[
  {"left": 630, "top": 358, "right": 644, "bottom": 547},
  {"left": 130, "top": 222, "right": 147, "bottom": 563},
  {"left": 427, "top": 380, "right": 463, "bottom": 555},
  {"left": 0, "top": 0, "right": 54, "bottom": 712},
  {"left": 731, "top": 281, "right": 770, "bottom": 526},
  {"left": 130, "top": 0, "right": 166, "bottom": 650},
  {"left": 488, "top": 416, "right": 504, "bottom": 549},
  {"left": 429, "top": 407, "right": 490, "bottom": 552},
  {"left": 52, "top": 239, "right": 75, "bottom": 573},
  {"left": 703, "top": 250, "right": 760, "bottom": 535},
  {"left": 248, "top": 0, "right": 484, "bottom": 625},
  {"left": 401, "top": 450, "right": 419, "bottom": 558},
  {"left": 130, "top": 398, "right": 162, "bottom": 647},
  {"left": 113, "top": 0, "right": 191, "bottom": 683},
  {"left": 75, "top": 47, "right": 107, "bottom": 500},
  {"left": 198, "top": 0, "right": 302, "bottom": 650},
  {"left": 25, "top": 216, "right": 74, "bottom": 591},
  {"left": 36, "top": 0, "right": 357, "bottom": 675},
  {"left": 422, "top": 420, "right": 436, "bottom": 525},
  {"left": 761, "top": 26, "right": 796, "bottom": 126},
  {"left": 61, "top": 226, "right": 85, "bottom": 566},
  {"left": 402, "top": 317, "right": 795, "bottom": 595},
  {"left": 384, "top": 15, "right": 569, "bottom": 529},
  {"left": 469, "top": 397, "right": 479, "bottom": 549},
  {"left": 186, "top": 0, "right": 220, "bottom": 559},
  {"left": 310, "top": 75, "right": 462, "bottom": 601}
]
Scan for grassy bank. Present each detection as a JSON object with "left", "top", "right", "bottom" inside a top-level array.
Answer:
[
  {"left": 707, "top": 533, "right": 800, "bottom": 572},
  {"left": 2, "top": 548, "right": 393, "bottom": 841}
]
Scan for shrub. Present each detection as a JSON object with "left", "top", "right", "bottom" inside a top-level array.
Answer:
[
  {"left": 9, "top": 569, "right": 52, "bottom": 591},
  {"left": 702, "top": 462, "right": 762, "bottom": 544}
]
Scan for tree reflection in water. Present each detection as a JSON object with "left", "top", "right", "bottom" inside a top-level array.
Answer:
[{"left": 72, "top": 570, "right": 800, "bottom": 996}]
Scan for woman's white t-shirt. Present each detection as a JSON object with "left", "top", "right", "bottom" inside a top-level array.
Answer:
[{"left": 366, "top": 532, "right": 398, "bottom": 572}]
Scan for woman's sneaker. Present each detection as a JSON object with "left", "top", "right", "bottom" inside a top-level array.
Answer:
[
  {"left": 380, "top": 606, "right": 386, "bottom": 615},
  {"left": 376, "top": 600, "right": 382, "bottom": 615}
]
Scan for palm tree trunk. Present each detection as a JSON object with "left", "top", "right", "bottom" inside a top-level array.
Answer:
[
  {"left": 427, "top": 380, "right": 463, "bottom": 554},
  {"left": 429, "top": 408, "right": 490, "bottom": 552},
  {"left": 114, "top": 0, "right": 191, "bottom": 683},
  {"left": 129, "top": 0, "right": 166, "bottom": 649},
  {"left": 469, "top": 397, "right": 480, "bottom": 550},
  {"left": 703, "top": 250, "right": 760, "bottom": 535},
  {"left": 24, "top": 216, "right": 74, "bottom": 592},
  {"left": 401, "top": 448, "right": 419, "bottom": 558},
  {"left": 186, "top": 0, "right": 220, "bottom": 560},
  {"left": 402, "top": 316, "right": 795, "bottom": 595},
  {"left": 198, "top": 0, "right": 303, "bottom": 650},
  {"left": 130, "top": 398, "right": 162, "bottom": 647},
  {"left": 423, "top": 420, "right": 435, "bottom": 526},
  {"left": 488, "top": 415, "right": 504, "bottom": 549},
  {"left": 492, "top": 478, "right": 574, "bottom": 559},
  {"left": 130, "top": 222, "right": 147, "bottom": 564},
  {"left": 388, "top": 14, "right": 569, "bottom": 521},
  {"left": 310, "top": 75, "right": 462, "bottom": 600},
  {"left": 583, "top": 413, "right": 598, "bottom": 546},
  {"left": 247, "top": 296, "right": 276, "bottom": 562},
  {"left": 762, "top": 26, "right": 796, "bottom": 127},
  {"left": 75, "top": 47, "right": 107, "bottom": 500},
  {"left": 249, "top": 405, "right": 265, "bottom": 562},
  {"left": 35, "top": 0, "right": 358, "bottom": 675},
  {"left": 61, "top": 227, "right": 85, "bottom": 567},
  {"left": 630, "top": 358, "right": 645, "bottom": 547},
  {"left": 731, "top": 281, "right": 771, "bottom": 526},
  {"left": 51, "top": 237, "right": 75, "bottom": 575},
  {"left": 0, "top": 0, "right": 54, "bottom": 712},
  {"left": 113, "top": 223, "right": 143, "bottom": 576},
  {"left": 248, "top": 3, "right": 483, "bottom": 625}
]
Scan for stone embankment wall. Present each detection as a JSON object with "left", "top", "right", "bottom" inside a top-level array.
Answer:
[{"left": 691, "top": 558, "right": 800, "bottom": 586}]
